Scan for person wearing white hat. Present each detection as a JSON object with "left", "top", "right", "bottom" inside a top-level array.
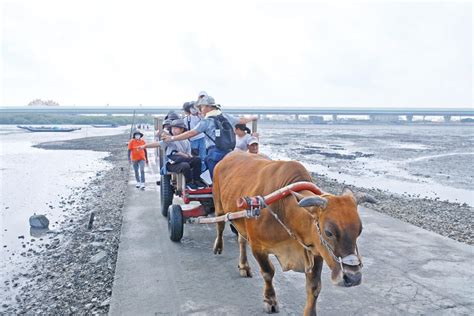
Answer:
[
  {"left": 247, "top": 136, "right": 271, "bottom": 160},
  {"left": 197, "top": 91, "right": 208, "bottom": 103}
]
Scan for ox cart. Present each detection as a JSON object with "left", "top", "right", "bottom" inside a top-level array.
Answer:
[{"left": 155, "top": 117, "right": 260, "bottom": 241}]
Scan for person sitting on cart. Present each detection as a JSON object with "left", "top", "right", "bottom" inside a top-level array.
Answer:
[
  {"left": 161, "top": 95, "right": 257, "bottom": 179},
  {"left": 143, "top": 119, "right": 205, "bottom": 190},
  {"left": 161, "top": 118, "right": 173, "bottom": 136}
]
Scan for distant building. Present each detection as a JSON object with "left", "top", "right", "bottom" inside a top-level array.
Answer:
[{"left": 28, "top": 99, "right": 60, "bottom": 106}]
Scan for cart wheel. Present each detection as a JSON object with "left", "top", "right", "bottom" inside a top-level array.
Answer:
[
  {"left": 168, "top": 204, "right": 183, "bottom": 242},
  {"left": 160, "top": 175, "right": 173, "bottom": 217}
]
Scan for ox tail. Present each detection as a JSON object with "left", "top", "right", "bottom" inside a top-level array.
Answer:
[{"left": 212, "top": 169, "right": 225, "bottom": 217}]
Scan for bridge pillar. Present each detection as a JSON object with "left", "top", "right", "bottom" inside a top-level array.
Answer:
[
  {"left": 332, "top": 114, "right": 338, "bottom": 122},
  {"left": 406, "top": 115, "right": 413, "bottom": 122},
  {"left": 443, "top": 115, "right": 451, "bottom": 122}
]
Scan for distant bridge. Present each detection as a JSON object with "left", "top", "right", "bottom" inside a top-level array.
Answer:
[{"left": 1, "top": 106, "right": 473, "bottom": 121}]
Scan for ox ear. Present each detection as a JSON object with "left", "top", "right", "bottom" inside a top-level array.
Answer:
[
  {"left": 342, "top": 187, "right": 377, "bottom": 204},
  {"left": 292, "top": 191, "right": 328, "bottom": 209}
]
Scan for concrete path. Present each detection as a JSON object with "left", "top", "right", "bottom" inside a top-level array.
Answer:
[{"left": 110, "top": 157, "right": 474, "bottom": 315}]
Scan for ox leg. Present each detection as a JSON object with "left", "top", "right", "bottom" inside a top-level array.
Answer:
[
  {"left": 238, "top": 234, "right": 252, "bottom": 277},
  {"left": 253, "top": 250, "right": 279, "bottom": 313},
  {"left": 213, "top": 222, "right": 225, "bottom": 254},
  {"left": 303, "top": 256, "right": 323, "bottom": 316}
]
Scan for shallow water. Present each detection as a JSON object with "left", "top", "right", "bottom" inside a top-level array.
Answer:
[
  {"left": 258, "top": 123, "right": 474, "bottom": 205},
  {"left": 0, "top": 125, "right": 127, "bottom": 295}
]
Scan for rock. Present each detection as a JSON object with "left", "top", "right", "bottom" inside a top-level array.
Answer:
[
  {"left": 29, "top": 215, "right": 50, "bottom": 229},
  {"left": 18, "top": 235, "right": 25, "bottom": 239},
  {"left": 90, "top": 251, "right": 108, "bottom": 263},
  {"left": 100, "top": 298, "right": 111, "bottom": 307},
  {"left": 96, "top": 227, "right": 113, "bottom": 232},
  {"left": 30, "top": 228, "right": 49, "bottom": 237},
  {"left": 84, "top": 303, "right": 93, "bottom": 309}
]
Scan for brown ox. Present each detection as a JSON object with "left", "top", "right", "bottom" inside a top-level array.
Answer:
[{"left": 212, "top": 151, "right": 374, "bottom": 315}]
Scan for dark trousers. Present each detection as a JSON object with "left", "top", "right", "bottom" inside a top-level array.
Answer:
[{"left": 167, "top": 156, "right": 201, "bottom": 183}]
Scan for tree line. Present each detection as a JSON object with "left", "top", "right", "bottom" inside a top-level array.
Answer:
[{"left": 0, "top": 114, "right": 155, "bottom": 125}]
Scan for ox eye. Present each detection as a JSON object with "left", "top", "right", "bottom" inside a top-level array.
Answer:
[{"left": 325, "top": 230, "right": 333, "bottom": 238}]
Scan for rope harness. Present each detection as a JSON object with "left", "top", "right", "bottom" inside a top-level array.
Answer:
[
  {"left": 190, "top": 181, "right": 363, "bottom": 273},
  {"left": 264, "top": 197, "right": 363, "bottom": 272}
]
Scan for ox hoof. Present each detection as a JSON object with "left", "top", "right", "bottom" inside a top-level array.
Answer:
[
  {"left": 239, "top": 268, "right": 252, "bottom": 278},
  {"left": 213, "top": 239, "right": 223, "bottom": 255},
  {"left": 263, "top": 301, "right": 279, "bottom": 314}
]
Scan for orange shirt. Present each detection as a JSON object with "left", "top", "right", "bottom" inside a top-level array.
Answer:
[{"left": 128, "top": 139, "right": 146, "bottom": 161}]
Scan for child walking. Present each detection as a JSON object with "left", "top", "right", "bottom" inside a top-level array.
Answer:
[{"left": 128, "top": 130, "right": 148, "bottom": 189}]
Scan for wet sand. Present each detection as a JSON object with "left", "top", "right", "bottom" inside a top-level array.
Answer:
[
  {"left": 1, "top": 133, "right": 129, "bottom": 314},
  {"left": 260, "top": 123, "right": 473, "bottom": 244}
]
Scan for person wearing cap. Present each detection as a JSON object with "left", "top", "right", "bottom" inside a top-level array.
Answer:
[
  {"left": 183, "top": 101, "right": 206, "bottom": 171},
  {"left": 128, "top": 130, "right": 148, "bottom": 189},
  {"left": 162, "top": 95, "right": 257, "bottom": 179},
  {"left": 197, "top": 91, "right": 208, "bottom": 104},
  {"left": 143, "top": 119, "right": 205, "bottom": 190},
  {"left": 161, "top": 118, "right": 173, "bottom": 135},
  {"left": 165, "top": 110, "right": 181, "bottom": 121},
  {"left": 247, "top": 136, "right": 271, "bottom": 159}
]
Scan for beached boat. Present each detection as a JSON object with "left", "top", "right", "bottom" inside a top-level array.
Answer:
[
  {"left": 91, "top": 124, "right": 118, "bottom": 128},
  {"left": 17, "top": 125, "right": 81, "bottom": 132}
]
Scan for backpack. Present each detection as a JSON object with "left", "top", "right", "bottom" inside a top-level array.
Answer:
[{"left": 204, "top": 114, "right": 236, "bottom": 152}]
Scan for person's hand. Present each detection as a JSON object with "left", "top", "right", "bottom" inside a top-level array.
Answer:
[
  {"left": 137, "top": 145, "right": 146, "bottom": 150},
  {"left": 145, "top": 160, "right": 149, "bottom": 165},
  {"left": 162, "top": 133, "right": 173, "bottom": 142},
  {"left": 251, "top": 132, "right": 260, "bottom": 138},
  {"left": 252, "top": 115, "right": 258, "bottom": 121}
]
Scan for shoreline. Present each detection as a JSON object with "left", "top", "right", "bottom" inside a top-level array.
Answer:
[
  {"left": 2, "top": 131, "right": 472, "bottom": 314},
  {"left": 3, "top": 133, "right": 129, "bottom": 314}
]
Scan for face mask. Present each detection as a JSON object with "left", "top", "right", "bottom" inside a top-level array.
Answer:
[{"left": 134, "top": 135, "right": 140, "bottom": 140}]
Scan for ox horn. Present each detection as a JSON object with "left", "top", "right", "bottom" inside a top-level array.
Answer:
[
  {"left": 292, "top": 191, "right": 328, "bottom": 208},
  {"left": 342, "top": 187, "right": 377, "bottom": 204}
]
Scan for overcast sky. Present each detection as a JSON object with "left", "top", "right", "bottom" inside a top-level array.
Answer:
[{"left": 1, "top": 0, "right": 472, "bottom": 108}]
